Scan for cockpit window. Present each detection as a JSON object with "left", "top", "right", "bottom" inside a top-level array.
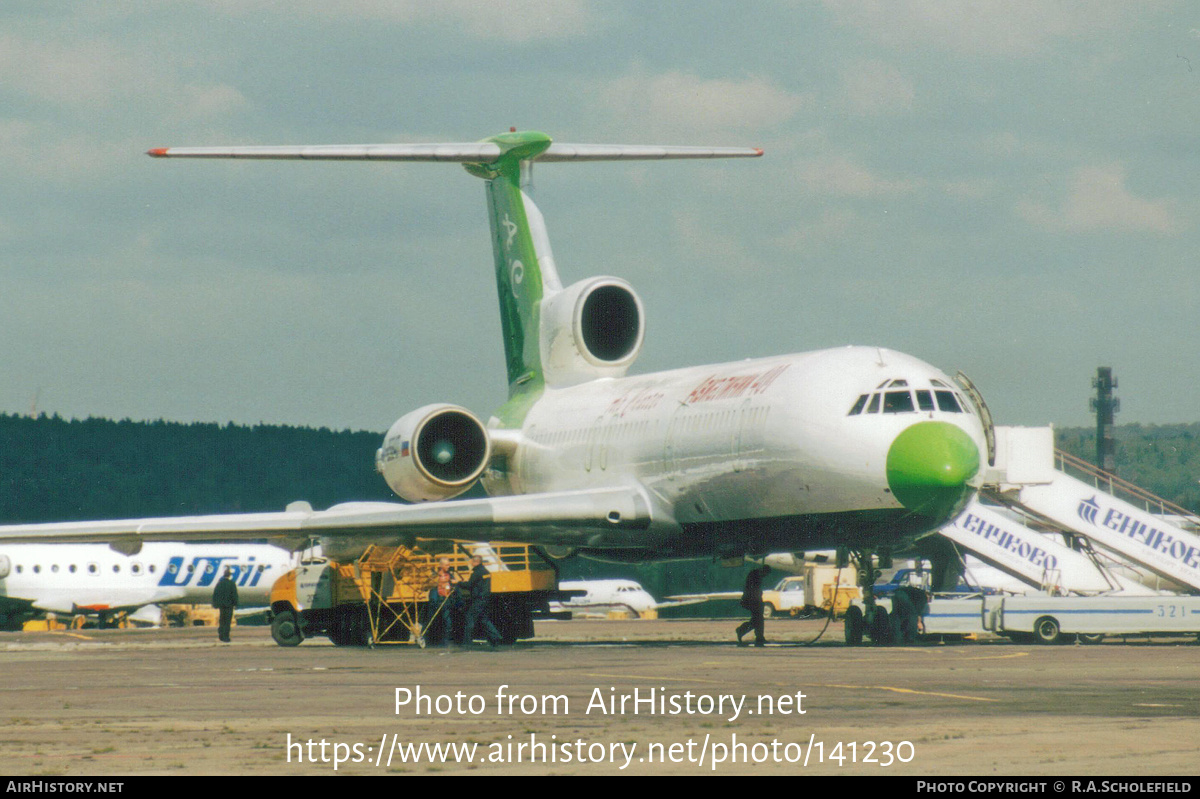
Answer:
[
  {"left": 851, "top": 384, "right": 967, "bottom": 418},
  {"left": 935, "top": 390, "right": 963, "bottom": 412},
  {"left": 883, "top": 391, "right": 915, "bottom": 413}
]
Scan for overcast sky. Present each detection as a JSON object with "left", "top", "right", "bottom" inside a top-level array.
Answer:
[{"left": 1, "top": 2, "right": 1196, "bottom": 435}]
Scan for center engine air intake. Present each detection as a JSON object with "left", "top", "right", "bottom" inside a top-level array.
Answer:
[
  {"left": 376, "top": 404, "right": 491, "bottom": 502},
  {"left": 542, "top": 276, "right": 644, "bottom": 385},
  {"left": 579, "top": 284, "right": 641, "bottom": 362}
]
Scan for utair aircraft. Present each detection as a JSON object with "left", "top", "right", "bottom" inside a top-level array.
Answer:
[
  {"left": 0, "top": 130, "right": 991, "bottom": 644},
  {"left": 0, "top": 542, "right": 293, "bottom": 629}
]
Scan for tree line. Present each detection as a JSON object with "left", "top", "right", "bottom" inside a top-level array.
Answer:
[{"left": 0, "top": 413, "right": 394, "bottom": 523}]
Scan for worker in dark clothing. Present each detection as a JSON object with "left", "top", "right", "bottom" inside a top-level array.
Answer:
[
  {"left": 890, "top": 584, "right": 930, "bottom": 644},
  {"left": 212, "top": 568, "right": 239, "bottom": 643},
  {"left": 736, "top": 565, "right": 771, "bottom": 647},
  {"left": 458, "top": 555, "right": 503, "bottom": 647}
]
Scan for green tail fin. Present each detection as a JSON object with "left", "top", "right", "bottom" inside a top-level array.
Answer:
[{"left": 463, "top": 131, "right": 556, "bottom": 423}]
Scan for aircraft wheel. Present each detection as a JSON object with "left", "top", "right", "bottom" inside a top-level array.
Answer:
[
  {"left": 868, "top": 606, "right": 892, "bottom": 645},
  {"left": 843, "top": 605, "right": 864, "bottom": 646},
  {"left": 762, "top": 604, "right": 774, "bottom": 619},
  {"left": 1033, "top": 616, "right": 1061, "bottom": 645},
  {"left": 328, "top": 607, "right": 354, "bottom": 646},
  {"left": 348, "top": 607, "right": 373, "bottom": 646},
  {"left": 1077, "top": 633, "right": 1105, "bottom": 645},
  {"left": 271, "top": 610, "right": 304, "bottom": 647}
]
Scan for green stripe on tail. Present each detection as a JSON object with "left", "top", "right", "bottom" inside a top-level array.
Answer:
[{"left": 463, "top": 131, "right": 554, "bottom": 427}]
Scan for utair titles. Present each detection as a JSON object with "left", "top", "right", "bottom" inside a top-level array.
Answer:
[{"left": 396, "top": 685, "right": 807, "bottom": 723}]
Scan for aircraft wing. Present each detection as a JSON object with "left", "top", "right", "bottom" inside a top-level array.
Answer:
[
  {"left": 650, "top": 597, "right": 709, "bottom": 610},
  {"left": 666, "top": 591, "right": 742, "bottom": 604},
  {"left": 0, "top": 487, "right": 654, "bottom": 554}
]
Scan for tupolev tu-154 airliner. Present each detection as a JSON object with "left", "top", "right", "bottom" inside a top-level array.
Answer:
[{"left": 0, "top": 130, "right": 991, "bottom": 641}]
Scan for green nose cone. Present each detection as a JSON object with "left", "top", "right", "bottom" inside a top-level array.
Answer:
[{"left": 887, "top": 421, "right": 980, "bottom": 520}]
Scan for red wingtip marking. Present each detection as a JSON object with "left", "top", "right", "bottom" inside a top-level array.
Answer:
[
  {"left": 146, "top": 148, "right": 169, "bottom": 157},
  {"left": 754, "top": 148, "right": 764, "bottom": 156}
]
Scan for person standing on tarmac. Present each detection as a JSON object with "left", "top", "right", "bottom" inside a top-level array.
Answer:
[
  {"left": 736, "top": 565, "right": 771, "bottom": 647},
  {"left": 212, "top": 568, "right": 239, "bottom": 643},
  {"left": 890, "top": 583, "right": 930, "bottom": 644},
  {"left": 459, "top": 555, "right": 503, "bottom": 647},
  {"left": 425, "top": 556, "right": 461, "bottom": 646}
]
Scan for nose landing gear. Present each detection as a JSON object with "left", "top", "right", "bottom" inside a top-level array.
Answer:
[{"left": 841, "top": 548, "right": 893, "bottom": 646}]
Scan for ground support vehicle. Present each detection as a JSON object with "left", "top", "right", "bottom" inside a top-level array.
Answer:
[
  {"left": 760, "top": 576, "right": 806, "bottom": 617},
  {"left": 985, "top": 594, "right": 1200, "bottom": 644},
  {"left": 163, "top": 605, "right": 220, "bottom": 627},
  {"left": 22, "top": 613, "right": 87, "bottom": 632},
  {"left": 268, "top": 542, "right": 562, "bottom": 647},
  {"left": 852, "top": 593, "right": 1200, "bottom": 644},
  {"left": 804, "top": 564, "right": 859, "bottom": 618}
]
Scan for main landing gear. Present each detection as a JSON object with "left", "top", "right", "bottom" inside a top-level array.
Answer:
[{"left": 841, "top": 548, "right": 893, "bottom": 646}]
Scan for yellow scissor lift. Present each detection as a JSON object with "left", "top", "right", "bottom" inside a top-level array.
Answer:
[{"left": 269, "top": 541, "right": 560, "bottom": 647}]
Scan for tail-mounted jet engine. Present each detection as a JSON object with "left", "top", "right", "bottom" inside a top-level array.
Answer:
[
  {"left": 542, "top": 276, "right": 644, "bottom": 386},
  {"left": 375, "top": 404, "right": 490, "bottom": 502}
]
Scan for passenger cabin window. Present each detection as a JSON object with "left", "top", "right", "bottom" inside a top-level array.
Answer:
[
  {"left": 935, "top": 391, "right": 963, "bottom": 412},
  {"left": 883, "top": 391, "right": 915, "bottom": 413},
  {"left": 916, "top": 390, "right": 934, "bottom": 411}
]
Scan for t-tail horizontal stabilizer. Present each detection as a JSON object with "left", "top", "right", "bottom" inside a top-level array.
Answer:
[{"left": 147, "top": 140, "right": 763, "bottom": 163}]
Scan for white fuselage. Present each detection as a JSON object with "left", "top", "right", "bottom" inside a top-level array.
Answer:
[
  {"left": 489, "top": 346, "right": 988, "bottom": 557},
  {"left": 0, "top": 542, "right": 294, "bottom": 623}
]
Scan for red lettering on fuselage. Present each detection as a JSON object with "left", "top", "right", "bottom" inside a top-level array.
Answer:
[
  {"left": 685, "top": 364, "right": 789, "bottom": 405},
  {"left": 606, "top": 389, "right": 666, "bottom": 418}
]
